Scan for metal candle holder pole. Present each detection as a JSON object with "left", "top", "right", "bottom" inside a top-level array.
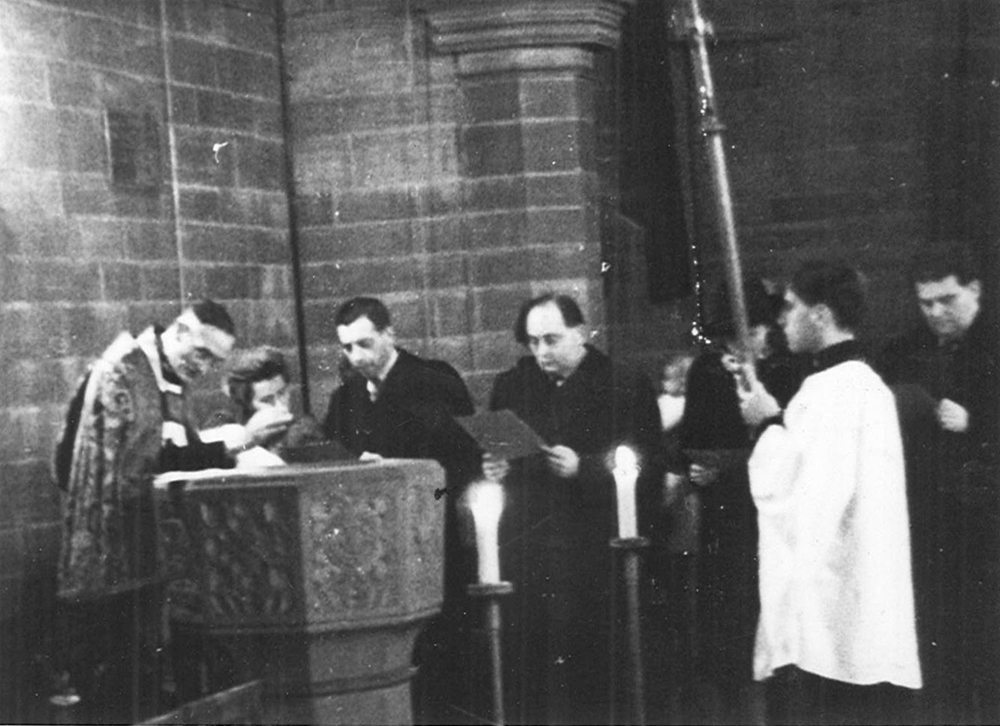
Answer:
[
  {"left": 612, "top": 536, "right": 650, "bottom": 726},
  {"left": 467, "top": 581, "right": 514, "bottom": 726}
]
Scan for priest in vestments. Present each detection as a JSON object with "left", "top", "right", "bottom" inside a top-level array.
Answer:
[{"left": 54, "top": 301, "right": 286, "bottom": 723}]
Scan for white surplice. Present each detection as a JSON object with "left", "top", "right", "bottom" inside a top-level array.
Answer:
[{"left": 749, "top": 359, "right": 922, "bottom": 689}]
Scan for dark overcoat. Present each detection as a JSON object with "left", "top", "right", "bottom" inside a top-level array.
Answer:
[
  {"left": 489, "top": 345, "right": 661, "bottom": 725},
  {"left": 879, "top": 312, "right": 1000, "bottom": 723},
  {"left": 322, "top": 348, "right": 476, "bottom": 469}
]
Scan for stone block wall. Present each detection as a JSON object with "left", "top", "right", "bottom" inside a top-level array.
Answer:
[
  {"left": 287, "top": 0, "right": 636, "bottom": 406},
  {"left": 684, "top": 0, "right": 997, "bottom": 340},
  {"left": 0, "top": 0, "right": 996, "bottom": 721},
  {"left": 959, "top": 0, "right": 1000, "bottom": 311},
  {"left": 0, "top": 1, "right": 293, "bottom": 720},
  {"left": 286, "top": 2, "right": 469, "bottom": 402}
]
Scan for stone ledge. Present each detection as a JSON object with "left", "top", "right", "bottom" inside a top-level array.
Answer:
[
  {"left": 427, "top": 0, "right": 636, "bottom": 56},
  {"left": 457, "top": 47, "right": 595, "bottom": 77}
]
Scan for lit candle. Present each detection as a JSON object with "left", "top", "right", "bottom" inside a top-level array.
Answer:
[
  {"left": 467, "top": 479, "right": 505, "bottom": 583},
  {"left": 613, "top": 445, "right": 639, "bottom": 539}
]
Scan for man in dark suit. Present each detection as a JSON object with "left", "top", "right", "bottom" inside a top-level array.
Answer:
[
  {"left": 321, "top": 296, "right": 480, "bottom": 724},
  {"left": 322, "top": 296, "right": 476, "bottom": 466},
  {"left": 484, "top": 293, "right": 662, "bottom": 725},
  {"left": 880, "top": 248, "right": 999, "bottom": 724}
]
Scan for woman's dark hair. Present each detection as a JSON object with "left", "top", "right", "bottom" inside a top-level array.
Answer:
[
  {"left": 226, "top": 347, "right": 289, "bottom": 423},
  {"left": 513, "top": 293, "right": 585, "bottom": 345}
]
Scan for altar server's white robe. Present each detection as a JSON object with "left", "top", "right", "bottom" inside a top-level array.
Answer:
[{"left": 749, "top": 359, "right": 922, "bottom": 689}]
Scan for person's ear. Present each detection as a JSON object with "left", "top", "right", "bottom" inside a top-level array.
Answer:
[{"left": 968, "top": 279, "right": 982, "bottom": 299}]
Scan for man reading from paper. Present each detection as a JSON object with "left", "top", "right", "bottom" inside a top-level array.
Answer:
[{"left": 483, "top": 293, "right": 662, "bottom": 725}]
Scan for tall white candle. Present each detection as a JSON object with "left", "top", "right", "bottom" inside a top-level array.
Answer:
[
  {"left": 613, "top": 445, "right": 639, "bottom": 539},
  {"left": 467, "top": 479, "right": 504, "bottom": 583}
]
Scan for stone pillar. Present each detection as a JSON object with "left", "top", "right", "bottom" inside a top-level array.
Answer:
[{"left": 425, "top": 0, "right": 636, "bottom": 382}]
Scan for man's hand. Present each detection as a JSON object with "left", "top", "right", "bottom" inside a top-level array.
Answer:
[
  {"left": 482, "top": 453, "right": 510, "bottom": 482},
  {"left": 937, "top": 398, "right": 970, "bottom": 433},
  {"left": 689, "top": 463, "right": 719, "bottom": 487},
  {"left": 738, "top": 364, "right": 781, "bottom": 428},
  {"left": 541, "top": 444, "right": 580, "bottom": 478}
]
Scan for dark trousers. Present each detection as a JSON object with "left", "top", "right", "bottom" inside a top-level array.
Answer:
[
  {"left": 912, "top": 493, "right": 1000, "bottom": 725},
  {"left": 500, "top": 543, "right": 617, "bottom": 726},
  {"left": 766, "top": 666, "right": 915, "bottom": 726},
  {"left": 412, "top": 497, "right": 478, "bottom": 725},
  {"left": 55, "top": 585, "right": 164, "bottom": 724}
]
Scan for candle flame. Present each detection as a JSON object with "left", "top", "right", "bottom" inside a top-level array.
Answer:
[
  {"left": 614, "top": 445, "right": 638, "bottom": 473},
  {"left": 467, "top": 479, "right": 505, "bottom": 528}
]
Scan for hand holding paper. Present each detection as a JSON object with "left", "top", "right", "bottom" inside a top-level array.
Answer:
[
  {"left": 542, "top": 444, "right": 580, "bottom": 479},
  {"left": 481, "top": 453, "right": 511, "bottom": 482}
]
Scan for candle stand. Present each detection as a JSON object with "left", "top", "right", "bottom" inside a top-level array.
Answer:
[
  {"left": 611, "top": 536, "right": 649, "bottom": 726},
  {"left": 467, "top": 581, "right": 514, "bottom": 726}
]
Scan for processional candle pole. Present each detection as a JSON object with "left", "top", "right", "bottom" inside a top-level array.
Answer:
[
  {"left": 674, "top": 0, "right": 755, "bottom": 371},
  {"left": 611, "top": 445, "right": 648, "bottom": 726},
  {"left": 466, "top": 478, "right": 512, "bottom": 726}
]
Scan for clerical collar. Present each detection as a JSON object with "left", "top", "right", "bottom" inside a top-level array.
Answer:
[
  {"left": 810, "top": 339, "right": 864, "bottom": 373},
  {"left": 153, "top": 326, "right": 185, "bottom": 387},
  {"left": 136, "top": 326, "right": 183, "bottom": 395}
]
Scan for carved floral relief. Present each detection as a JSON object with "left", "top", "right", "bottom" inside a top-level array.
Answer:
[
  {"left": 194, "top": 493, "right": 301, "bottom": 623},
  {"left": 305, "top": 489, "right": 393, "bottom": 616}
]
